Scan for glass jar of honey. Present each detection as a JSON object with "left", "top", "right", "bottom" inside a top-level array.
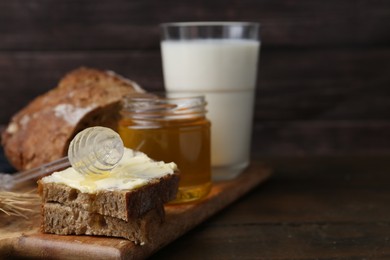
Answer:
[{"left": 118, "top": 93, "right": 212, "bottom": 203}]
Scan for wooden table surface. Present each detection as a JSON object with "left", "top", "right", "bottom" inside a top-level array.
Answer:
[
  {"left": 2, "top": 144, "right": 390, "bottom": 259},
  {"left": 149, "top": 156, "right": 390, "bottom": 259}
]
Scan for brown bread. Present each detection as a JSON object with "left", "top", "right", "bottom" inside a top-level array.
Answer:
[
  {"left": 38, "top": 171, "right": 180, "bottom": 221},
  {"left": 42, "top": 202, "right": 164, "bottom": 245},
  {"left": 1, "top": 67, "right": 144, "bottom": 171}
]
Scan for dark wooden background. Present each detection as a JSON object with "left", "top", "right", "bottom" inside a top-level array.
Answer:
[{"left": 0, "top": 0, "right": 389, "bottom": 157}]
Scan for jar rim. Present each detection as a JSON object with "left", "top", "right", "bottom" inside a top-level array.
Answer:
[{"left": 121, "top": 93, "right": 208, "bottom": 120}]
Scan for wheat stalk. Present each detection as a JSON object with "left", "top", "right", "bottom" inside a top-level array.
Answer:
[{"left": 0, "top": 190, "right": 40, "bottom": 219}]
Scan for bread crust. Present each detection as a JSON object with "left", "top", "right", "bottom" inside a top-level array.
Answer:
[
  {"left": 1, "top": 67, "right": 143, "bottom": 171},
  {"left": 38, "top": 171, "right": 180, "bottom": 221}
]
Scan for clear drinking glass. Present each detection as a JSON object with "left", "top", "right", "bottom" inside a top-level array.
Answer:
[{"left": 160, "top": 22, "right": 261, "bottom": 181}]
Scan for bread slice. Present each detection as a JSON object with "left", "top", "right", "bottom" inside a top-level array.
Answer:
[
  {"left": 39, "top": 147, "right": 179, "bottom": 243},
  {"left": 42, "top": 202, "right": 164, "bottom": 244},
  {"left": 38, "top": 172, "right": 179, "bottom": 221},
  {"left": 1, "top": 67, "right": 144, "bottom": 171}
]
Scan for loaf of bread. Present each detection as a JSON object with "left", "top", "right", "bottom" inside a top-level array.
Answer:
[
  {"left": 42, "top": 203, "right": 164, "bottom": 245},
  {"left": 1, "top": 67, "right": 144, "bottom": 171}
]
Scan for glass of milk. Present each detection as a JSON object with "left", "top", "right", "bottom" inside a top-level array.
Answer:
[{"left": 160, "top": 22, "right": 260, "bottom": 181}]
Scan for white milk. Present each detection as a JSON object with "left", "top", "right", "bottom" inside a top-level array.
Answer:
[{"left": 161, "top": 39, "right": 260, "bottom": 180}]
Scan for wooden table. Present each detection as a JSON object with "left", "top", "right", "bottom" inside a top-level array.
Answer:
[
  {"left": 2, "top": 153, "right": 390, "bottom": 259},
  {"left": 150, "top": 156, "right": 390, "bottom": 259}
]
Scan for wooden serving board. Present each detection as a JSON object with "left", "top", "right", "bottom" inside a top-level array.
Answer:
[{"left": 0, "top": 162, "right": 271, "bottom": 259}]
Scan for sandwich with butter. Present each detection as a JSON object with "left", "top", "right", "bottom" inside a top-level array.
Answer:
[{"left": 38, "top": 148, "right": 179, "bottom": 244}]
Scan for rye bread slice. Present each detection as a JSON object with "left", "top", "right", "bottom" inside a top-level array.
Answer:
[
  {"left": 38, "top": 171, "right": 179, "bottom": 221},
  {"left": 42, "top": 202, "right": 164, "bottom": 244}
]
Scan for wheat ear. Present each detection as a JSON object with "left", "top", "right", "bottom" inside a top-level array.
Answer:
[{"left": 0, "top": 190, "right": 40, "bottom": 219}]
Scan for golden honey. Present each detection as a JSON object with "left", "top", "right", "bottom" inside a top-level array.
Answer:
[{"left": 118, "top": 94, "right": 212, "bottom": 203}]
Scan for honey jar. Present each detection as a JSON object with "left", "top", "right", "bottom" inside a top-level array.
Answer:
[{"left": 118, "top": 93, "right": 211, "bottom": 203}]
